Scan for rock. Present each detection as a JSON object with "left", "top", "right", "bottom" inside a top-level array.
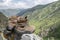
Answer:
[
  {"left": 0, "top": 32, "right": 7, "bottom": 40},
  {"left": 0, "top": 35, "right": 3, "bottom": 40},
  {"left": 21, "top": 34, "right": 42, "bottom": 40}
]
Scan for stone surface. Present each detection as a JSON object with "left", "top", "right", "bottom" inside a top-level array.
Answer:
[{"left": 21, "top": 34, "right": 42, "bottom": 40}]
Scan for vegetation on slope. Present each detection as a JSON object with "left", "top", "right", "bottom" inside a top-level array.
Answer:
[
  {"left": 0, "top": 12, "right": 8, "bottom": 31},
  {"left": 17, "top": 1, "right": 60, "bottom": 39}
]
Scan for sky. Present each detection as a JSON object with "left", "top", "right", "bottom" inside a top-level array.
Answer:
[{"left": 0, "top": 0, "right": 58, "bottom": 9}]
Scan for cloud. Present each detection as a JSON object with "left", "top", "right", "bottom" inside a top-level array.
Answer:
[
  {"left": 0, "top": 0, "right": 3, "bottom": 2},
  {"left": 34, "top": 0, "right": 58, "bottom": 5},
  {"left": 0, "top": 0, "right": 58, "bottom": 9},
  {"left": 0, "top": 0, "right": 31, "bottom": 9},
  {"left": 12, "top": 2, "right": 30, "bottom": 8}
]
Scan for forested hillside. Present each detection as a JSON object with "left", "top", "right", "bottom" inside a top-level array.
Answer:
[
  {"left": 0, "top": 12, "right": 8, "bottom": 31},
  {"left": 17, "top": 1, "right": 60, "bottom": 40}
]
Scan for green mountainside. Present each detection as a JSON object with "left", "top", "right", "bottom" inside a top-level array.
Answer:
[
  {"left": 17, "top": 1, "right": 60, "bottom": 39},
  {"left": 0, "top": 12, "right": 8, "bottom": 31}
]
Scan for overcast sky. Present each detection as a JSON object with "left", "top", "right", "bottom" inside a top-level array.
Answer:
[{"left": 0, "top": 0, "right": 58, "bottom": 9}]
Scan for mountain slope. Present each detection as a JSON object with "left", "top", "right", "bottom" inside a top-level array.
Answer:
[
  {"left": 0, "top": 12, "right": 8, "bottom": 31},
  {"left": 17, "top": 1, "right": 60, "bottom": 39},
  {"left": 17, "top": 5, "right": 47, "bottom": 16}
]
